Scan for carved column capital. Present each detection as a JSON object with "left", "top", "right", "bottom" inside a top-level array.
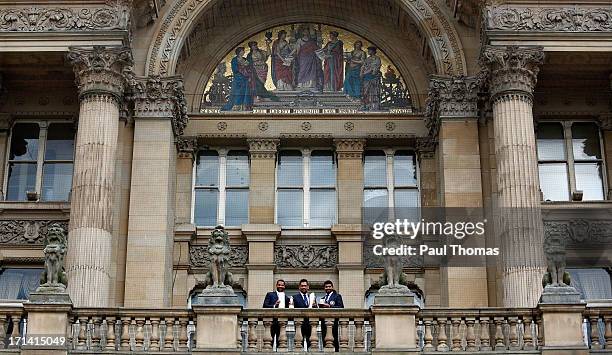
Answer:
[
  {"left": 67, "top": 46, "right": 133, "bottom": 101},
  {"left": 175, "top": 136, "right": 198, "bottom": 159},
  {"left": 480, "top": 45, "right": 544, "bottom": 101},
  {"left": 132, "top": 75, "right": 188, "bottom": 136},
  {"left": 429, "top": 75, "right": 480, "bottom": 119},
  {"left": 333, "top": 138, "right": 366, "bottom": 159},
  {"left": 248, "top": 138, "right": 280, "bottom": 159}
]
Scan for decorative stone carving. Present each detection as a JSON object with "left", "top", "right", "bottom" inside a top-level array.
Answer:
[
  {"left": 200, "top": 226, "right": 233, "bottom": 289},
  {"left": 38, "top": 223, "right": 68, "bottom": 292},
  {"left": 416, "top": 137, "right": 437, "bottom": 159},
  {"left": 0, "top": 220, "right": 69, "bottom": 245},
  {"left": 333, "top": 138, "right": 365, "bottom": 159},
  {"left": 480, "top": 46, "right": 545, "bottom": 99},
  {"left": 543, "top": 220, "right": 612, "bottom": 244},
  {"left": 598, "top": 114, "right": 612, "bottom": 131},
  {"left": 248, "top": 138, "right": 279, "bottom": 159},
  {"left": 486, "top": 6, "right": 612, "bottom": 32},
  {"left": 189, "top": 245, "right": 248, "bottom": 269},
  {"left": 542, "top": 223, "right": 570, "bottom": 287},
  {"left": 67, "top": 46, "right": 133, "bottom": 100},
  {"left": 132, "top": 75, "right": 189, "bottom": 136},
  {"left": 275, "top": 245, "right": 338, "bottom": 268},
  {"left": 0, "top": 5, "right": 129, "bottom": 32},
  {"left": 344, "top": 122, "right": 354, "bottom": 131},
  {"left": 428, "top": 75, "right": 479, "bottom": 119},
  {"left": 175, "top": 136, "right": 197, "bottom": 159}
]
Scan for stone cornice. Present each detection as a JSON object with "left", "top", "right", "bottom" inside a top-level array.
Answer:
[
  {"left": 480, "top": 45, "right": 544, "bottom": 99},
  {"left": 132, "top": 75, "right": 188, "bottom": 136},
  {"left": 247, "top": 138, "right": 279, "bottom": 159},
  {"left": 333, "top": 138, "right": 366, "bottom": 159},
  {"left": 0, "top": 3, "right": 130, "bottom": 32},
  {"left": 67, "top": 45, "right": 133, "bottom": 101},
  {"left": 486, "top": 5, "right": 612, "bottom": 33}
]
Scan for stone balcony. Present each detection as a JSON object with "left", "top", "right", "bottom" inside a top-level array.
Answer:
[{"left": 0, "top": 301, "right": 610, "bottom": 354}]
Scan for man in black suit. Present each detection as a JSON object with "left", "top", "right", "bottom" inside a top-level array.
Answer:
[
  {"left": 319, "top": 280, "right": 344, "bottom": 351},
  {"left": 293, "top": 279, "right": 315, "bottom": 349},
  {"left": 262, "top": 279, "right": 290, "bottom": 347}
]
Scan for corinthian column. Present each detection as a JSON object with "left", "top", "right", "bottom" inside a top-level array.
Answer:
[
  {"left": 66, "top": 46, "right": 132, "bottom": 307},
  {"left": 481, "top": 45, "right": 546, "bottom": 307}
]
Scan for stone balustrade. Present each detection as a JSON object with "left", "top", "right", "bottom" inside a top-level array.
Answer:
[
  {"left": 67, "top": 308, "right": 195, "bottom": 353},
  {"left": 583, "top": 303, "right": 612, "bottom": 350},
  {"left": 0, "top": 303, "right": 25, "bottom": 349},
  {"left": 239, "top": 308, "right": 372, "bottom": 352},
  {"left": 417, "top": 308, "right": 541, "bottom": 352}
]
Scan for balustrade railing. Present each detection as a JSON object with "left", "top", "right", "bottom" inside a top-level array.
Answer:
[
  {"left": 416, "top": 308, "right": 541, "bottom": 352},
  {"left": 583, "top": 304, "right": 612, "bottom": 350},
  {"left": 240, "top": 309, "right": 372, "bottom": 353},
  {"left": 0, "top": 303, "right": 26, "bottom": 350},
  {"left": 68, "top": 308, "right": 195, "bottom": 353}
]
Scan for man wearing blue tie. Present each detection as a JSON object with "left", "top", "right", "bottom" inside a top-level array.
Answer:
[
  {"left": 292, "top": 279, "right": 315, "bottom": 349},
  {"left": 319, "top": 280, "right": 344, "bottom": 351}
]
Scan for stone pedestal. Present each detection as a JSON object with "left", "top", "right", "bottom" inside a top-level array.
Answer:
[
  {"left": 540, "top": 285, "right": 582, "bottom": 304},
  {"left": 538, "top": 302, "right": 588, "bottom": 355},
  {"left": 371, "top": 290, "right": 420, "bottom": 354},
  {"left": 193, "top": 304, "right": 242, "bottom": 354},
  {"left": 196, "top": 286, "right": 240, "bottom": 305},
  {"left": 22, "top": 293, "right": 72, "bottom": 355}
]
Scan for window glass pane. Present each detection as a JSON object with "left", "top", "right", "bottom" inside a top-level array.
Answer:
[
  {"left": 42, "top": 163, "right": 73, "bottom": 201},
  {"left": 310, "top": 151, "right": 335, "bottom": 187},
  {"left": 195, "top": 151, "right": 219, "bottom": 187},
  {"left": 0, "top": 268, "right": 43, "bottom": 300},
  {"left": 226, "top": 151, "right": 249, "bottom": 187},
  {"left": 575, "top": 163, "right": 604, "bottom": 201},
  {"left": 364, "top": 151, "right": 387, "bottom": 187},
  {"left": 6, "top": 163, "right": 37, "bottom": 201},
  {"left": 225, "top": 189, "right": 249, "bottom": 226},
  {"left": 194, "top": 189, "right": 218, "bottom": 226},
  {"left": 9, "top": 123, "right": 39, "bottom": 161},
  {"left": 278, "top": 151, "right": 303, "bottom": 187},
  {"left": 572, "top": 122, "right": 601, "bottom": 160},
  {"left": 394, "top": 189, "right": 419, "bottom": 207},
  {"left": 277, "top": 189, "right": 303, "bottom": 226},
  {"left": 394, "top": 151, "right": 417, "bottom": 186},
  {"left": 310, "top": 189, "right": 336, "bottom": 227},
  {"left": 538, "top": 163, "right": 569, "bottom": 201},
  {"left": 364, "top": 189, "right": 388, "bottom": 208},
  {"left": 45, "top": 123, "right": 75, "bottom": 160},
  {"left": 536, "top": 123, "right": 565, "bottom": 161}
]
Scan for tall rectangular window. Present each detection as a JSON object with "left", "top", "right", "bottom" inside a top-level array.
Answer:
[
  {"left": 194, "top": 149, "right": 249, "bottom": 226},
  {"left": 276, "top": 149, "right": 336, "bottom": 227},
  {"left": 537, "top": 121, "right": 605, "bottom": 201},
  {"left": 364, "top": 150, "right": 419, "bottom": 223},
  {"left": 5, "top": 122, "right": 74, "bottom": 201}
]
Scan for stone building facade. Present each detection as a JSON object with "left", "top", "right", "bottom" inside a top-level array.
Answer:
[{"left": 0, "top": 0, "right": 611, "bottom": 345}]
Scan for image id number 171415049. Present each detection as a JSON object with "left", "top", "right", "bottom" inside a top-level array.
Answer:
[{"left": 9, "top": 336, "right": 66, "bottom": 347}]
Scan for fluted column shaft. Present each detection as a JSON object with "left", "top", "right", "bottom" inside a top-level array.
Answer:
[
  {"left": 66, "top": 46, "right": 132, "bottom": 307},
  {"left": 482, "top": 45, "right": 546, "bottom": 307}
]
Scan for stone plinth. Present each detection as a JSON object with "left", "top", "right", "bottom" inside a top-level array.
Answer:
[
  {"left": 193, "top": 304, "right": 242, "bottom": 354},
  {"left": 538, "top": 302, "right": 588, "bottom": 355},
  {"left": 540, "top": 285, "right": 582, "bottom": 304},
  {"left": 195, "top": 286, "right": 240, "bottom": 305},
  {"left": 22, "top": 293, "right": 73, "bottom": 355},
  {"left": 371, "top": 289, "right": 420, "bottom": 354}
]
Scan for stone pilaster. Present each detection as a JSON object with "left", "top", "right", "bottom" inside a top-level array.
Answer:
[
  {"left": 248, "top": 139, "right": 279, "bottom": 224},
  {"left": 124, "top": 76, "right": 187, "bottom": 307},
  {"left": 481, "top": 45, "right": 546, "bottom": 308},
  {"left": 334, "top": 138, "right": 366, "bottom": 224},
  {"left": 242, "top": 224, "right": 280, "bottom": 308},
  {"left": 427, "top": 75, "right": 488, "bottom": 307},
  {"left": 65, "top": 46, "right": 132, "bottom": 308}
]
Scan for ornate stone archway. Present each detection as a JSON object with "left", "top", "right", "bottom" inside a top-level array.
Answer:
[{"left": 144, "top": 0, "right": 467, "bottom": 79}]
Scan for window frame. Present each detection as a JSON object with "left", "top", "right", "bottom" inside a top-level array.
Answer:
[
  {"left": 191, "top": 147, "right": 250, "bottom": 227},
  {"left": 363, "top": 148, "right": 421, "bottom": 210},
  {"left": 3, "top": 120, "right": 75, "bottom": 202},
  {"left": 275, "top": 147, "right": 338, "bottom": 228},
  {"left": 536, "top": 120, "right": 607, "bottom": 201}
]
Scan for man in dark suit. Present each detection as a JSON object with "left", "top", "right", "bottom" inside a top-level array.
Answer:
[
  {"left": 293, "top": 279, "right": 316, "bottom": 349},
  {"left": 262, "top": 279, "right": 290, "bottom": 347},
  {"left": 319, "top": 280, "right": 344, "bottom": 351}
]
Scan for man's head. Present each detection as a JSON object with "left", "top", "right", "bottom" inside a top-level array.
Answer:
[
  {"left": 329, "top": 31, "right": 339, "bottom": 40},
  {"left": 323, "top": 280, "right": 334, "bottom": 294},
  {"left": 275, "top": 279, "right": 286, "bottom": 292},
  {"left": 299, "top": 279, "right": 309, "bottom": 294},
  {"left": 248, "top": 41, "right": 258, "bottom": 50},
  {"left": 235, "top": 47, "right": 245, "bottom": 56},
  {"left": 368, "top": 46, "right": 377, "bottom": 55},
  {"left": 354, "top": 40, "right": 362, "bottom": 50}
]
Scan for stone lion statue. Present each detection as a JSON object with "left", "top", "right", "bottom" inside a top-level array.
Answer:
[
  {"left": 39, "top": 223, "right": 68, "bottom": 289},
  {"left": 203, "top": 226, "right": 233, "bottom": 289},
  {"left": 542, "top": 226, "right": 571, "bottom": 287},
  {"left": 379, "top": 236, "right": 410, "bottom": 293}
]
